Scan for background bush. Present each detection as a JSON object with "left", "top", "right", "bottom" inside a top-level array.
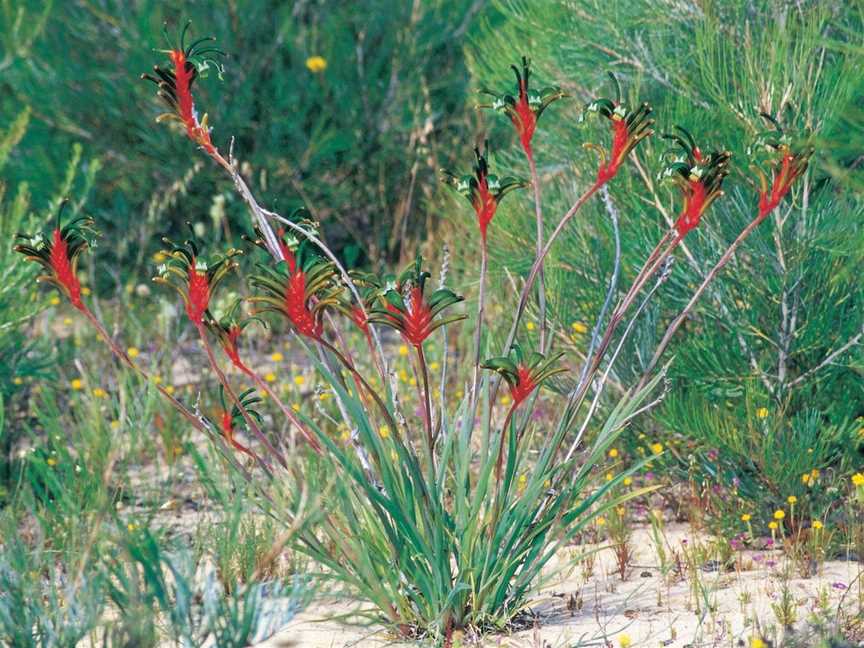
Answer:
[{"left": 464, "top": 0, "right": 864, "bottom": 527}]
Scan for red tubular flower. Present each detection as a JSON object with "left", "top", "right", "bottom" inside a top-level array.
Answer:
[
  {"left": 142, "top": 23, "right": 225, "bottom": 155},
  {"left": 751, "top": 113, "right": 814, "bottom": 220},
  {"left": 441, "top": 143, "right": 528, "bottom": 240},
  {"left": 204, "top": 300, "right": 264, "bottom": 373},
  {"left": 14, "top": 205, "right": 95, "bottom": 312},
  {"left": 659, "top": 126, "right": 732, "bottom": 237},
  {"left": 582, "top": 73, "right": 654, "bottom": 185},
  {"left": 479, "top": 56, "right": 567, "bottom": 157},
  {"left": 482, "top": 343, "right": 566, "bottom": 407},
  {"left": 367, "top": 256, "right": 466, "bottom": 348},
  {"left": 153, "top": 235, "right": 241, "bottom": 327},
  {"left": 216, "top": 386, "right": 261, "bottom": 458},
  {"left": 249, "top": 247, "right": 341, "bottom": 340}
]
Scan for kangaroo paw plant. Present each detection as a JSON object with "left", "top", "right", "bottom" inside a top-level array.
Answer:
[{"left": 13, "top": 23, "right": 818, "bottom": 646}]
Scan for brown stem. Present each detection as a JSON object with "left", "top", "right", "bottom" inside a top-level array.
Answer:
[
  {"left": 527, "top": 147, "right": 547, "bottom": 351},
  {"left": 639, "top": 215, "right": 767, "bottom": 387},
  {"left": 243, "top": 365, "right": 322, "bottom": 453},
  {"left": 469, "top": 238, "right": 488, "bottom": 412},
  {"left": 317, "top": 337, "right": 399, "bottom": 437},
  {"left": 416, "top": 345, "right": 434, "bottom": 461},
  {"left": 196, "top": 324, "right": 287, "bottom": 469}
]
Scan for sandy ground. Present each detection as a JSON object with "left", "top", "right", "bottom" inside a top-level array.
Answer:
[{"left": 258, "top": 524, "right": 862, "bottom": 647}]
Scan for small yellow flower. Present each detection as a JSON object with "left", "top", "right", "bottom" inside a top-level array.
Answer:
[
  {"left": 271, "top": 352, "right": 284, "bottom": 362},
  {"left": 340, "top": 429, "right": 351, "bottom": 442},
  {"left": 318, "top": 392, "right": 330, "bottom": 401},
  {"left": 127, "top": 346, "right": 140, "bottom": 359},
  {"left": 409, "top": 377, "right": 417, "bottom": 386},
  {"left": 774, "top": 509, "right": 785, "bottom": 520},
  {"left": 430, "top": 361, "right": 440, "bottom": 371},
  {"left": 571, "top": 321, "right": 588, "bottom": 334},
  {"left": 650, "top": 442, "right": 663, "bottom": 455},
  {"left": 802, "top": 473, "right": 811, "bottom": 485},
  {"left": 165, "top": 385, "right": 175, "bottom": 395},
  {"left": 595, "top": 516, "right": 606, "bottom": 527},
  {"left": 153, "top": 375, "right": 162, "bottom": 385},
  {"left": 306, "top": 55, "right": 327, "bottom": 73},
  {"left": 812, "top": 520, "right": 823, "bottom": 530},
  {"left": 623, "top": 477, "right": 633, "bottom": 487},
  {"left": 127, "top": 522, "right": 138, "bottom": 532},
  {"left": 81, "top": 286, "right": 91, "bottom": 296},
  {"left": 398, "top": 344, "right": 409, "bottom": 357},
  {"left": 741, "top": 513, "right": 751, "bottom": 522},
  {"left": 619, "top": 634, "right": 632, "bottom": 648},
  {"left": 768, "top": 521, "right": 778, "bottom": 530},
  {"left": 398, "top": 369, "right": 409, "bottom": 382},
  {"left": 811, "top": 468, "right": 820, "bottom": 478},
  {"left": 852, "top": 473, "right": 864, "bottom": 486},
  {"left": 755, "top": 407, "right": 769, "bottom": 419},
  {"left": 291, "top": 403, "right": 301, "bottom": 412},
  {"left": 265, "top": 372, "right": 277, "bottom": 383},
  {"left": 605, "top": 472, "right": 613, "bottom": 482},
  {"left": 543, "top": 479, "right": 551, "bottom": 489},
  {"left": 525, "top": 321, "right": 535, "bottom": 331},
  {"left": 608, "top": 448, "right": 619, "bottom": 458},
  {"left": 63, "top": 317, "right": 73, "bottom": 326},
  {"left": 294, "top": 375, "right": 305, "bottom": 386},
  {"left": 12, "top": 377, "right": 23, "bottom": 386},
  {"left": 517, "top": 474, "right": 527, "bottom": 491},
  {"left": 71, "top": 378, "right": 84, "bottom": 391},
  {"left": 49, "top": 295, "right": 61, "bottom": 306},
  {"left": 500, "top": 395, "right": 512, "bottom": 406},
  {"left": 750, "top": 638, "right": 766, "bottom": 648},
  {"left": 787, "top": 495, "right": 797, "bottom": 505},
  {"left": 46, "top": 457, "right": 57, "bottom": 466},
  {"left": 616, "top": 506, "right": 626, "bottom": 517},
  {"left": 110, "top": 420, "right": 120, "bottom": 430},
  {"left": 92, "top": 387, "right": 107, "bottom": 399},
  {"left": 378, "top": 425, "right": 390, "bottom": 439},
  {"left": 390, "top": 449, "right": 399, "bottom": 462}
]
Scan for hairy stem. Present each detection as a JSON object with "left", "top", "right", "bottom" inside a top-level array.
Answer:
[
  {"left": 416, "top": 345, "right": 434, "bottom": 463},
  {"left": 469, "top": 238, "right": 488, "bottom": 413},
  {"left": 527, "top": 148, "right": 548, "bottom": 351}
]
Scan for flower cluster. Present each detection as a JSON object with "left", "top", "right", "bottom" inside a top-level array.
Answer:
[
  {"left": 750, "top": 113, "right": 814, "bottom": 219},
  {"left": 153, "top": 235, "right": 242, "bottom": 326},
  {"left": 14, "top": 204, "right": 96, "bottom": 311},
  {"left": 582, "top": 73, "right": 654, "bottom": 185},
  {"left": 441, "top": 143, "right": 528, "bottom": 240},
  {"left": 204, "top": 299, "right": 264, "bottom": 373},
  {"left": 482, "top": 343, "right": 566, "bottom": 408},
  {"left": 659, "top": 126, "right": 732, "bottom": 237},
  {"left": 479, "top": 56, "right": 567, "bottom": 156},
  {"left": 142, "top": 24, "right": 225, "bottom": 155},
  {"left": 367, "top": 256, "right": 465, "bottom": 348},
  {"left": 249, "top": 245, "right": 340, "bottom": 340}
]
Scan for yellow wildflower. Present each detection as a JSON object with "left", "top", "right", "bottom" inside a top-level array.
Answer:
[
  {"left": 378, "top": 425, "right": 390, "bottom": 439},
  {"left": 165, "top": 386, "right": 175, "bottom": 395},
  {"left": 12, "top": 377, "right": 23, "bottom": 386},
  {"left": 390, "top": 449, "right": 398, "bottom": 462},
  {"left": 596, "top": 516, "right": 606, "bottom": 527},
  {"left": 756, "top": 407, "right": 769, "bottom": 419},
  {"left": 49, "top": 295, "right": 61, "bottom": 306},
  {"left": 306, "top": 55, "right": 327, "bottom": 73},
  {"left": 787, "top": 495, "right": 797, "bottom": 505},
  {"left": 430, "top": 361, "right": 440, "bottom": 371},
  {"left": 110, "top": 420, "right": 120, "bottom": 430},
  {"left": 812, "top": 520, "right": 823, "bottom": 530},
  {"left": 127, "top": 346, "right": 140, "bottom": 358},
  {"left": 291, "top": 403, "right": 300, "bottom": 412},
  {"left": 768, "top": 521, "right": 778, "bottom": 530},
  {"left": 802, "top": 473, "right": 811, "bottom": 485},
  {"left": 650, "top": 442, "right": 663, "bottom": 455},
  {"left": 63, "top": 317, "right": 73, "bottom": 326},
  {"left": 92, "top": 387, "right": 107, "bottom": 399},
  {"left": 271, "top": 352, "right": 284, "bottom": 362},
  {"left": 774, "top": 509, "right": 785, "bottom": 520},
  {"left": 398, "top": 344, "right": 409, "bottom": 357},
  {"left": 741, "top": 514, "right": 751, "bottom": 522},
  {"left": 81, "top": 286, "right": 91, "bottom": 296},
  {"left": 608, "top": 448, "right": 619, "bottom": 458},
  {"left": 852, "top": 473, "right": 864, "bottom": 486},
  {"left": 501, "top": 395, "right": 512, "bottom": 406},
  {"left": 46, "top": 457, "right": 57, "bottom": 466},
  {"left": 619, "top": 634, "right": 632, "bottom": 648},
  {"left": 525, "top": 321, "right": 535, "bottom": 331},
  {"left": 71, "top": 378, "right": 84, "bottom": 391},
  {"left": 750, "top": 638, "right": 765, "bottom": 648},
  {"left": 623, "top": 477, "right": 632, "bottom": 487},
  {"left": 571, "top": 321, "right": 588, "bottom": 334},
  {"left": 294, "top": 375, "right": 305, "bottom": 386}
]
